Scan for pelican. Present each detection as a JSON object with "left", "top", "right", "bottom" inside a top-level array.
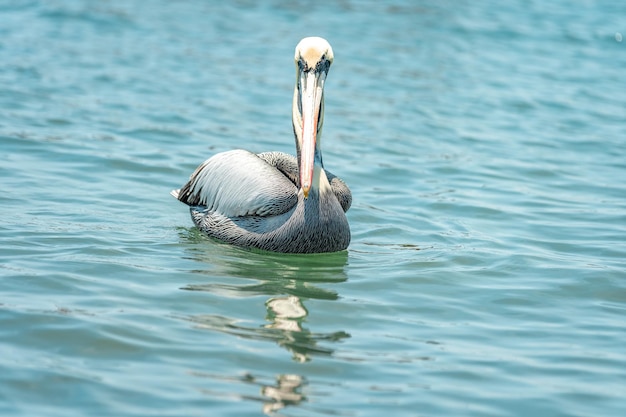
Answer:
[{"left": 171, "top": 37, "right": 351, "bottom": 253}]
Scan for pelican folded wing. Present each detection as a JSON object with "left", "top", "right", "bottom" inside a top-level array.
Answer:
[{"left": 175, "top": 150, "right": 298, "bottom": 217}]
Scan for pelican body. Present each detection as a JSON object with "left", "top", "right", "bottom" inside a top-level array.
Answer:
[{"left": 172, "top": 37, "right": 351, "bottom": 253}]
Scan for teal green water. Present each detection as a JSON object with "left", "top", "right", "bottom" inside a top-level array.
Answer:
[{"left": 1, "top": 1, "right": 625, "bottom": 416}]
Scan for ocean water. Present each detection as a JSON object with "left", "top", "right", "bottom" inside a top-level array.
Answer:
[{"left": 1, "top": 1, "right": 625, "bottom": 416}]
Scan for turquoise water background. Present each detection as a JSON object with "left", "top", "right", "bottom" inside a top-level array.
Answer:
[{"left": 1, "top": 1, "right": 625, "bottom": 416}]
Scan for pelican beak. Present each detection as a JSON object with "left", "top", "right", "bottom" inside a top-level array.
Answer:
[{"left": 299, "top": 69, "right": 325, "bottom": 199}]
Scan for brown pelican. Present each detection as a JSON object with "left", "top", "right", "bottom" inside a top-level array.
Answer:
[{"left": 171, "top": 37, "right": 351, "bottom": 253}]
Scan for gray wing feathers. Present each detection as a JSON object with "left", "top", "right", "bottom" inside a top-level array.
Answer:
[
  {"left": 175, "top": 150, "right": 298, "bottom": 217},
  {"left": 257, "top": 152, "right": 299, "bottom": 186},
  {"left": 259, "top": 152, "right": 352, "bottom": 213},
  {"left": 325, "top": 170, "right": 352, "bottom": 213}
]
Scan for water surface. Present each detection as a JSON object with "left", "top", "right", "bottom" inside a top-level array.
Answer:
[{"left": 1, "top": 1, "right": 625, "bottom": 416}]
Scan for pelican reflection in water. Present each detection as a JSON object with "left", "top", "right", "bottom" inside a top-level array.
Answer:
[{"left": 172, "top": 37, "right": 351, "bottom": 253}]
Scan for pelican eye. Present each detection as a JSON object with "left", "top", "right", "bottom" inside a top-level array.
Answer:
[
  {"left": 298, "top": 58, "right": 308, "bottom": 72},
  {"left": 315, "top": 57, "right": 330, "bottom": 73}
]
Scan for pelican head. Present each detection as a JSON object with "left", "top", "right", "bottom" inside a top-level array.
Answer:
[{"left": 293, "top": 37, "right": 334, "bottom": 198}]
